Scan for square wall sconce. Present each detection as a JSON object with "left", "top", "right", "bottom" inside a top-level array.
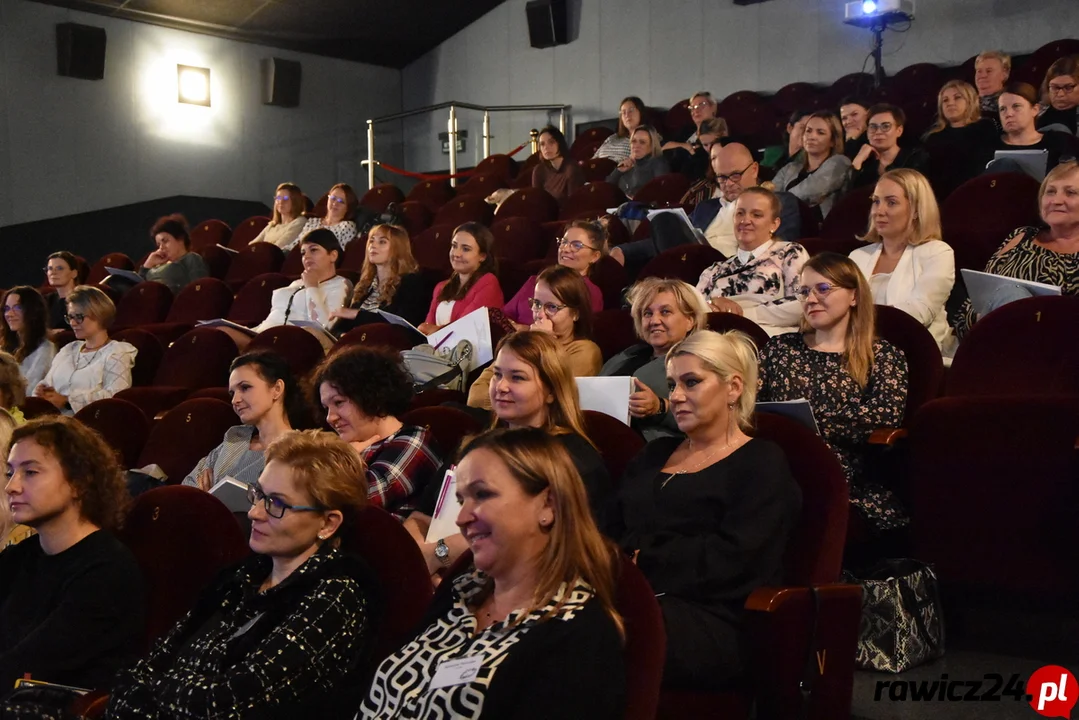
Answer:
[{"left": 177, "top": 64, "right": 211, "bottom": 106}]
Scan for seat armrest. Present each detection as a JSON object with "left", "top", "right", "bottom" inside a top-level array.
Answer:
[{"left": 868, "top": 428, "right": 908, "bottom": 446}]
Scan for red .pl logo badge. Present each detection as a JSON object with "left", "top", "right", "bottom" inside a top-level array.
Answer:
[{"left": 1027, "top": 665, "right": 1077, "bottom": 719}]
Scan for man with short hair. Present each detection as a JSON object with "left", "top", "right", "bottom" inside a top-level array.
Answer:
[{"left": 976, "top": 50, "right": 1011, "bottom": 132}]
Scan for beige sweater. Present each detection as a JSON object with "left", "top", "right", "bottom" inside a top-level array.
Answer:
[{"left": 467, "top": 338, "right": 603, "bottom": 410}]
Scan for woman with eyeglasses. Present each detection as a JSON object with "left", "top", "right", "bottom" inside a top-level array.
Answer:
[
  {"left": 417, "top": 222, "right": 504, "bottom": 336},
  {"left": 469, "top": 266, "right": 602, "bottom": 410},
  {"left": 850, "top": 104, "right": 930, "bottom": 190},
  {"left": 105, "top": 431, "right": 381, "bottom": 719},
  {"left": 289, "top": 183, "right": 360, "bottom": 252},
  {"left": 593, "top": 96, "right": 646, "bottom": 163},
  {"left": 502, "top": 220, "right": 606, "bottom": 327},
  {"left": 1, "top": 286, "right": 55, "bottom": 394},
  {"left": 184, "top": 351, "right": 307, "bottom": 490},
  {"left": 922, "top": 81, "right": 998, "bottom": 199},
  {"left": 251, "top": 182, "right": 308, "bottom": 249},
  {"left": 990, "top": 82, "right": 1075, "bottom": 175},
  {"left": 34, "top": 286, "right": 136, "bottom": 415},
  {"left": 137, "top": 214, "right": 210, "bottom": 295},
  {"left": 771, "top": 111, "right": 852, "bottom": 218},
  {"left": 758, "top": 253, "right": 909, "bottom": 533},
  {"left": 43, "top": 251, "right": 81, "bottom": 337},
  {"left": 1038, "top": 57, "right": 1079, "bottom": 136},
  {"left": 405, "top": 331, "right": 610, "bottom": 583},
  {"left": 532, "top": 125, "right": 585, "bottom": 202}
]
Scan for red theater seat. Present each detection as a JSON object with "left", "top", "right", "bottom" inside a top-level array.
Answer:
[
  {"left": 224, "top": 243, "right": 285, "bottom": 291},
  {"left": 396, "top": 200, "right": 434, "bottom": 237},
  {"left": 455, "top": 172, "right": 505, "bottom": 199},
  {"left": 433, "top": 195, "right": 494, "bottom": 227},
  {"left": 493, "top": 186, "right": 560, "bottom": 224},
  {"left": 638, "top": 244, "right": 723, "bottom": 284},
  {"left": 189, "top": 219, "right": 231, "bottom": 251},
  {"left": 227, "top": 216, "right": 270, "bottom": 251},
  {"left": 359, "top": 184, "right": 405, "bottom": 214},
  {"left": 706, "top": 313, "right": 770, "bottom": 352},
  {"left": 474, "top": 154, "right": 518, "bottom": 185},
  {"left": 74, "top": 398, "right": 150, "bottom": 468},
  {"left": 582, "top": 410, "right": 643, "bottom": 487},
  {"left": 406, "top": 179, "right": 455, "bottom": 214},
  {"left": 873, "top": 304, "right": 943, "bottom": 423},
  {"left": 247, "top": 325, "right": 326, "bottom": 379},
  {"left": 140, "top": 278, "right": 234, "bottom": 345},
  {"left": 632, "top": 174, "right": 691, "bottom": 208},
  {"left": 112, "top": 282, "right": 173, "bottom": 330},
  {"left": 560, "top": 182, "right": 627, "bottom": 221},
  {"left": 334, "top": 324, "right": 419, "bottom": 354},
  {"left": 819, "top": 184, "right": 874, "bottom": 249},
  {"left": 411, "top": 224, "right": 456, "bottom": 272},
  {"left": 197, "top": 244, "right": 232, "bottom": 280},
  {"left": 579, "top": 157, "right": 618, "bottom": 184},
  {"left": 490, "top": 216, "right": 547, "bottom": 263},
  {"left": 87, "top": 253, "right": 134, "bottom": 286},
  {"left": 134, "top": 398, "right": 239, "bottom": 483},
  {"left": 227, "top": 273, "right": 290, "bottom": 327},
  {"left": 401, "top": 405, "right": 484, "bottom": 459},
  {"left": 592, "top": 308, "right": 637, "bottom": 361},
  {"left": 113, "top": 328, "right": 165, "bottom": 388},
  {"left": 941, "top": 172, "right": 1041, "bottom": 272}
]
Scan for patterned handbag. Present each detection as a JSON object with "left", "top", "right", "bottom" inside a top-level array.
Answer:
[
  {"left": 401, "top": 339, "right": 474, "bottom": 392},
  {"left": 844, "top": 559, "right": 945, "bottom": 673}
]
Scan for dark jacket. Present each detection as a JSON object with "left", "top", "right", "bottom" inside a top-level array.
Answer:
[{"left": 333, "top": 271, "right": 432, "bottom": 334}]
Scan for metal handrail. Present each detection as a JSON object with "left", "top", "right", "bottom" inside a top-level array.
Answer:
[{"left": 363, "top": 101, "right": 572, "bottom": 189}]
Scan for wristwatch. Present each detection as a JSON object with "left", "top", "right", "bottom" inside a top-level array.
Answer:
[{"left": 435, "top": 538, "right": 451, "bottom": 567}]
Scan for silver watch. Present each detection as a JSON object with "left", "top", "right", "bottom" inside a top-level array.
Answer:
[{"left": 434, "top": 538, "right": 451, "bottom": 566}]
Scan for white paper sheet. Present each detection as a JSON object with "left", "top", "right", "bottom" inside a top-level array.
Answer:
[
  {"left": 425, "top": 466, "right": 462, "bottom": 544},
  {"left": 195, "top": 318, "right": 257, "bottom": 336},
  {"left": 646, "top": 207, "right": 706, "bottom": 243},
  {"left": 427, "top": 307, "right": 493, "bottom": 371},
  {"left": 960, "top": 269, "right": 1062, "bottom": 320},
  {"left": 575, "top": 376, "right": 633, "bottom": 425},
  {"left": 105, "top": 267, "right": 144, "bottom": 284},
  {"left": 376, "top": 309, "right": 423, "bottom": 334}
]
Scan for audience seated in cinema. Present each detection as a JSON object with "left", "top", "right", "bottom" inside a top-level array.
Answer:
[
  {"left": 678, "top": 116, "right": 730, "bottom": 182},
  {"left": 184, "top": 352, "right": 306, "bottom": 489},
  {"left": 850, "top": 104, "right": 930, "bottom": 189},
  {"left": 418, "top": 222, "right": 503, "bottom": 335},
  {"left": 251, "top": 182, "right": 307, "bottom": 250},
  {"left": 600, "top": 278, "right": 707, "bottom": 442},
  {"left": 607, "top": 125, "right": 671, "bottom": 199},
  {"left": 849, "top": 169, "right": 956, "bottom": 350},
  {"left": 0, "top": 417, "right": 143, "bottom": 693},
  {"left": 407, "top": 331, "right": 610, "bottom": 579},
  {"left": 290, "top": 183, "right": 360, "bottom": 252},
  {"left": 772, "top": 111, "right": 853, "bottom": 218},
  {"left": 976, "top": 50, "right": 1011, "bottom": 133},
  {"left": 330, "top": 223, "right": 429, "bottom": 333},
  {"left": 840, "top": 96, "right": 871, "bottom": 160},
  {"left": 0, "top": 353, "right": 27, "bottom": 426},
  {"left": 502, "top": 220, "right": 605, "bottom": 326},
  {"left": 679, "top": 116, "right": 733, "bottom": 205},
  {"left": 759, "top": 252, "right": 908, "bottom": 532},
  {"left": 922, "top": 80, "right": 998, "bottom": 198},
  {"left": 992, "top": 81, "right": 1076, "bottom": 175},
  {"left": 1038, "top": 56, "right": 1079, "bottom": 135},
  {"left": 106, "top": 431, "right": 381, "bottom": 720},
  {"left": 137, "top": 214, "right": 210, "bottom": 295},
  {"left": 532, "top": 125, "right": 585, "bottom": 202},
  {"left": 663, "top": 91, "right": 717, "bottom": 152},
  {"left": 312, "top": 346, "right": 441, "bottom": 520},
  {"left": 955, "top": 160, "right": 1079, "bottom": 337},
  {"left": 363, "top": 427, "right": 625, "bottom": 720},
  {"left": 2, "top": 286, "right": 55, "bottom": 393},
  {"left": 43, "top": 251, "right": 80, "bottom": 339},
  {"left": 593, "top": 96, "right": 646, "bottom": 163},
  {"left": 695, "top": 187, "right": 811, "bottom": 335},
  {"left": 469, "top": 266, "right": 602, "bottom": 409},
  {"left": 763, "top": 109, "right": 811, "bottom": 170},
  {"left": 606, "top": 329, "right": 800, "bottom": 689},
  {"left": 35, "top": 286, "right": 137, "bottom": 415},
  {"left": 244, "top": 229, "right": 351, "bottom": 343}
]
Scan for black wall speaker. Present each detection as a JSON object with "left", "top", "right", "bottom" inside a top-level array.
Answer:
[
  {"left": 526, "top": 0, "right": 568, "bottom": 49},
  {"left": 261, "top": 58, "right": 302, "bottom": 108},
  {"left": 56, "top": 23, "right": 106, "bottom": 80}
]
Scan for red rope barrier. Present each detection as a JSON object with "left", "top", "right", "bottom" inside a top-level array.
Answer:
[{"left": 375, "top": 141, "right": 534, "bottom": 182}]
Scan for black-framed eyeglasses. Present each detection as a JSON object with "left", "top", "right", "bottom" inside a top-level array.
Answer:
[
  {"left": 557, "top": 237, "right": 597, "bottom": 252},
  {"left": 795, "top": 282, "right": 841, "bottom": 301},
  {"left": 247, "top": 482, "right": 325, "bottom": 519},
  {"left": 716, "top": 163, "right": 754, "bottom": 185},
  {"left": 63, "top": 312, "right": 87, "bottom": 324},
  {"left": 1049, "top": 82, "right": 1078, "bottom": 95},
  {"left": 867, "top": 122, "right": 895, "bottom": 133},
  {"left": 528, "top": 298, "right": 568, "bottom": 316}
]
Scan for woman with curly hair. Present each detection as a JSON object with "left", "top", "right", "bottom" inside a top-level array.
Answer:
[
  {"left": 0, "top": 416, "right": 144, "bottom": 692},
  {"left": 138, "top": 213, "right": 209, "bottom": 295},
  {"left": 311, "top": 346, "right": 441, "bottom": 520},
  {"left": 1, "top": 286, "right": 54, "bottom": 392}
]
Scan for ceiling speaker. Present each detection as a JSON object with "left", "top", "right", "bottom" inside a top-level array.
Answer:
[
  {"left": 526, "top": 0, "right": 568, "bottom": 49},
  {"left": 56, "top": 23, "right": 106, "bottom": 80},
  {"left": 261, "top": 58, "right": 301, "bottom": 108}
]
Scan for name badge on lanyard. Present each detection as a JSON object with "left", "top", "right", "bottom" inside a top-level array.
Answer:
[{"left": 430, "top": 655, "right": 484, "bottom": 690}]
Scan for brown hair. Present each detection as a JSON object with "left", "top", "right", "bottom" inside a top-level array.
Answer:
[
  {"left": 616, "top": 96, "right": 647, "bottom": 138},
  {"left": 327, "top": 183, "right": 360, "bottom": 222},
  {"left": 150, "top": 213, "right": 191, "bottom": 249},
  {"left": 353, "top": 224, "right": 419, "bottom": 309},
  {"left": 867, "top": 103, "right": 906, "bottom": 129},
  {"left": 926, "top": 80, "right": 982, "bottom": 135},
  {"left": 436, "top": 222, "right": 499, "bottom": 303},
  {"left": 67, "top": 285, "right": 117, "bottom": 329},
  {"left": 802, "top": 111, "right": 846, "bottom": 157},
  {"left": 264, "top": 430, "right": 368, "bottom": 549},
  {"left": 0, "top": 352, "right": 27, "bottom": 408},
  {"left": 489, "top": 331, "right": 594, "bottom": 447},
  {"left": 1042, "top": 55, "right": 1079, "bottom": 105},
  {"left": 698, "top": 117, "right": 729, "bottom": 139},
  {"left": 564, "top": 219, "right": 609, "bottom": 258},
  {"left": 459, "top": 427, "right": 623, "bottom": 636},
  {"left": 10, "top": 417, "right": 130, "bottom": 531},
  {"left": 799, "top": 253, "right": 876, "bottom": 388},
  {"left": 1, "top": 286, "right": 49, "bottom": 363},
  {"left": 1000, "top": 81, "right": 1040, "bottom": 107},
  {"left": 536, "top": 265, "right": 594, "bottom": 340},
  {"left": 737, "top": 186, "right": 782, "bottom": 220},
  {"left": 270, "top": 182, "right": 305, "bottom": 225},
  {"left": 47, "top": 251, "right": 83, "bottom": 285}
]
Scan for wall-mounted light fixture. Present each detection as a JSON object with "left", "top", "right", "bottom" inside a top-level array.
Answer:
[{"left": 177, "top": 64, "right": 211, "bottom": 106}]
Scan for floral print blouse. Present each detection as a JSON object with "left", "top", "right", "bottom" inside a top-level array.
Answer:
[
  {"left": 695, "top": 240, "right": 810, "bottom": 329},
  {"left": 758, "top": 332, "right": 909, "bottom": 532}
]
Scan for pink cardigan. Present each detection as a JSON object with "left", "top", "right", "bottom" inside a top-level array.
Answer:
[{"left": 425, "top": 272, "right": 505, "bottom": 325}]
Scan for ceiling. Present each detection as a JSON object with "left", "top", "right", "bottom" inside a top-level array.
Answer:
[{"left": 29, "top": 0, "right": 509, "bottom": 68}]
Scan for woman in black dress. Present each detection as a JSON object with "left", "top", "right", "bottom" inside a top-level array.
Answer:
[
  {"left": 606, "top": 329, "right": 801, "bottom": 689},
  {"left": 922, "top": 80, "right": 997, "bottom": 198}
]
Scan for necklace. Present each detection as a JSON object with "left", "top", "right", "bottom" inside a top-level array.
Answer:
[{"left": 660, "top": 436, "right": 741, "bottom": 489}]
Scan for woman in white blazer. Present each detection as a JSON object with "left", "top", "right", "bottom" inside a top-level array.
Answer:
[{"left": 849, "top": 169, "right": 955, "bottom": 350}]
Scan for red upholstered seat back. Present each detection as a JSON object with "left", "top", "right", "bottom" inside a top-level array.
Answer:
[
  {"left": 189, "top": 219, "right": 231, "bottom": 251},
  {"left": 706, "top": 313, "right": 770, "bottom": 353},
  {"left": 433, "top": 195, "right": 494, "bottom": 227},
  {"left": 638, "top": 244, "right": 724, "bottom": 284},
  {"left": 113, "top": 281, "right": 173, "bottom": 329},
  {"left": 616, "top": 555, "right": 667, "bottom": 720},
  {"left": 941, "top": 172, "right": 1041, "bottom": 272},
  {"left": 224, "top": 243, "right": 285, "bottom": 291},
  {"left": 402, "top": 406, "right": 484, "bottom": 460},
  {"left": 819, "top": 184, "right": 873, "bottom": 248},
  {"left": 334, "top": 323, "right": 419, "bottom": 354},
  {"left": 493, "top": 186, "right": 560, "bottom": 224},
  {"left": 583, "top": 410, "right": 644, "bottom": 488},
  {"left": 152, "top": 327, "right": 238, "bottom": 389},
  {"left": 873, "top": 304, "right": 943, "bottom": 423},
  {"left": 163, "top": 278, "right": 234, "bottom": 324},
  {"left": 247, "top": 325, "right": 326, "bottom": 380},
  {"left": 226, "top": 272, "right": 290, "bottom": 327},
  {"left": 632, "top": 174, "right": 691, "bottom": 208},
  {"left": 591, "top": 308, "right": 638, "bottom": 362},
  {"left": 406, "top": 180, "right": 455, "bottom": 213},
  {"left": 490, "top": 216, "right": 548, "bottom": 263},
  {"left": 560, "top": 182, "right": 626, "bottom": 221},
  {"left": 75, "top": 398, "right": 149, "bottom": 468},
  {"left": 359, "top": 184, "right": 405, "bottom": 214},
  {"left": 227, "top": 216, "right": 270, "bottom": 251},
  {"left": 136, "top": 398, "right": 239, "bottom": 483}
]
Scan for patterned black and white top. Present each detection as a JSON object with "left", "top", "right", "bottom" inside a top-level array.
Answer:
[
  {"left": 359, "top": 570, "right": 625, "bottom": 719},
  {"left": 695, "top": 240, "right": 810, "bottom": 331},
  {"left": 954, "top": 226, "right": 1079, "bottom": 337}
]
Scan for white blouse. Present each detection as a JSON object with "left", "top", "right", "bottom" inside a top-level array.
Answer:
[
  {"left": 40, "top": 339, "right": 138, "bottom": 414},
  {"left": 19, "top": 341, "right": 56, "bottom": 395},
  {"left": 250, "top": 216, "right": 306, "bottom": 250},
  {"left": 252, "top": 275, "right": 352, "bottom": 334},
  {"left": 434, "top": 300, "right": 455, "bottom": 327}
]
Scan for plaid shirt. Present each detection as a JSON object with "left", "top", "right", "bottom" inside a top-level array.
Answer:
[{"left": 361, "top": 424, "right": 442, "bottom": 521}]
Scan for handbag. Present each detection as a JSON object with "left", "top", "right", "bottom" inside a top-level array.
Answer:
[
  {"left": 402, "top": 339, "right": 474, "bottom": 392},
  {"left": 843, "top": 559, "right": 945, "bottom": 673},
  {"left": 1, "top": 683, "right": 86, "bottom": 719}
]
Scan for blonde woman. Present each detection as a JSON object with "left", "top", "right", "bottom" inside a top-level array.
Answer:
[
  {"left": 849, "top": 168, "right": 956, "bottom": 350},
  {"left": 759, "top": 252, "right": 908, "bottom": 532},
  {"left": 606, "top": 330, "right": 800, "bottom": 689},
  {"left": 362, "top": 427, "right": 626, "bottom": 719},
  {"left": 922, "top": 81, "right": 998, "bottom": 197},
  {"left": 330, "top": 223, "right": 429, "bottom": 331},
  {"left": 606, "top": 125, "right": 670, "bottom": 199},
  {"left": 771, "top": 111, "right": 852, "bottom": 217},
  {"left": 250, "top": 183, "right": 307, "bottom": 249}
]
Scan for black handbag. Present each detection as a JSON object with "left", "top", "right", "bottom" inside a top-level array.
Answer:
[
  {"left": 843, "top": 558, "right": 945, "bottom": 673},
  {"left": 0, "top": 683, "right": 85, "bottom": 719}
]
